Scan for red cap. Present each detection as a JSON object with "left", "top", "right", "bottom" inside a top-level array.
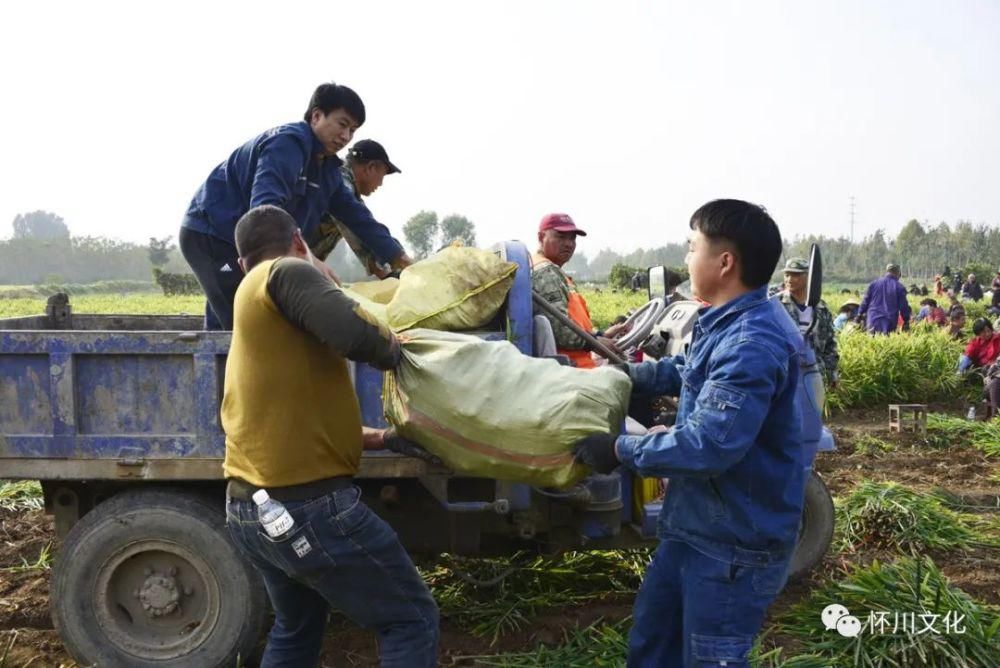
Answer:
[{"left": 538, "top": 213, "right": 587, "bottom": 236}]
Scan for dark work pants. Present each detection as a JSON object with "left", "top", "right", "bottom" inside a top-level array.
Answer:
[
  {"left": 987, "top": 378, "right": 1000, "bottom": 419},
  {"left": 627, "top": 539, "right": 790, "bottom": 667},
  {"left": 179, "top": 227, "right": 242, "bottom": 330},
  {"left": 226, "top": 486, "right": 440, "bottom": 667}
]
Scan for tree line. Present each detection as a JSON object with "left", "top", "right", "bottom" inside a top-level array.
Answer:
[
  {"left": 1, "top": 212, "right": 190, "bottom": 285},
  {"left": 788, "top": 219, "right": 1000, "bottom": 282},
  {"left": 564, "top": 219, "right": 999, "bottom": 283},
  {"left": 4, "top": 211, "right": 996, "bottom": 286}
]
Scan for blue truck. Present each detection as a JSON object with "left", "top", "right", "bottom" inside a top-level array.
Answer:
[{"left": 0, "top": 240, "right": 834, "bottom": 667}]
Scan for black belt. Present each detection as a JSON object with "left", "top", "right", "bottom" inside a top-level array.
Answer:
[{"left": 227, "top": 475, "right": 353, "bottom": 503}]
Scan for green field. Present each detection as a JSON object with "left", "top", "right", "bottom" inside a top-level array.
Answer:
[
  {"left": 0, "top": 288, "right": 644, "bottom": 324},
  {"left": 0, "top": 293, "right": 205, "bottom": 319},
  {"left": 0, "top": 284, "right": 977, "bottom": 329}
]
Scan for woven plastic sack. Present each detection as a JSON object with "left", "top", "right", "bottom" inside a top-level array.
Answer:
[
  {"left": 347, "top": 278, "right": 399, "bottom": 304},
  {"left": 340, "top": 287, "right": 389, "bottom": 324},
  {"left": 386, "top": 247, "right": 517, "bottom": 331},
  {"left": 383, "top": 329, "right": 631, "bottom": 487}
]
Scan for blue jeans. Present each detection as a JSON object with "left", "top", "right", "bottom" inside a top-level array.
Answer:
[
  {"left": 627, "top": 539, "right": 789, "bottom": 667},
  {"left": 226, "top": 486, "right": 439, "bottom": 667}
]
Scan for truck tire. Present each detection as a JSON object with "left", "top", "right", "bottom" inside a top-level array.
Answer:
[
  {"left": 51, "top": 488, "right": 266, "bottom": 668},
  {"left": 787, "top": 471, "right": 835, "bottom": 580}
]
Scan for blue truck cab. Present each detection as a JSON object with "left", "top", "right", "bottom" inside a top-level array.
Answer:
[{"left": 0, "top": 240, "right": 833, "bottom": 667}]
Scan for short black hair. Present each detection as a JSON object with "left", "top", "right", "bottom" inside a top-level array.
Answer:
[
  {"left": 303, "top": 82, "right": 366, "bottom": 125},
  {"left": 839, "top": 304, "right": 855, "bottom": 314},
  {"left": 235, "top": 205, "right": 297, "bottom": 270},
  {"left": 972, "top": 317, "right": 992, "bottom": 336},
  {"left": 920, "top": 298, "right": 938, "bottom": 307},
  {"left": 689, "top": 199, "right": 782, "bottom": 288}
]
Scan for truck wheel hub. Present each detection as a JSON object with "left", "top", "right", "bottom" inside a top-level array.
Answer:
[{"left": 139, "top": 573, "right": 180, "bottom": 617}]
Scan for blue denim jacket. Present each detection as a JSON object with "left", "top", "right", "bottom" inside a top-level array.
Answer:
[
  {"left": 182, "top": 121, "right": 404, "bottom": 264},
  {"left": 616, "top": 287, "right": 804, "bottom": 565}
]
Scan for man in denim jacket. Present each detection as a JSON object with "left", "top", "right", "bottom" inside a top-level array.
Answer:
[{"left": 574, "top": 199, "right": 804, "bottom": 667}]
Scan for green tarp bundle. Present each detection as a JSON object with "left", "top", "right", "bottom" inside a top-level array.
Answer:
[
  {"left": 383, "top": 329, "right": 630, "bottom": 487},
  {"left": 386, "top": 246, "right": 517, "bottom": 331},
  {"left": 345, "top": 246, "right": 517, "bottom": 332}
]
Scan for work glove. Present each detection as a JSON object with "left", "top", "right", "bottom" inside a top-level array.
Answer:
[
  {"left": 382, "top": 428, "right": 444, "bottom": 466},
  {"left": 572, "top": 433, "right": 620, "bottom": 474}
]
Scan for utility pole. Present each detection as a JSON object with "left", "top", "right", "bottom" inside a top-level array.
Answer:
[{"left": 849, "top": 195, "right": 856, "bottom": 244}]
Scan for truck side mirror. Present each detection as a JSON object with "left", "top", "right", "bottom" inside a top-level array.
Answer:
[
  {"left": 806, "top": 244, "right": 823, "bottom": 308},
  {"left": 647, "top": 266, "right": 666, "bottom": 302}
]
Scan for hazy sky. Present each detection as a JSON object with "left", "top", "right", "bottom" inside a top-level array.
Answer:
[{"left": 2, "top": 0, "right": 998, "bottom": 257}]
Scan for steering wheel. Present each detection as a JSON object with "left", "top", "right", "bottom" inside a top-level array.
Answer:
[{"left": 612, "top": 298, "right": 667, "bottom": 351}]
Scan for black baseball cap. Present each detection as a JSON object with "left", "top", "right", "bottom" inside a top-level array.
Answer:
[{"left": 348, "top": 139, "right": 400, "bottom": 174}]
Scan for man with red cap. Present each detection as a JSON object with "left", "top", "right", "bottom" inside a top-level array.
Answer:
[{"left": 531, "top": 213, "right": 623, "bottom": 367}]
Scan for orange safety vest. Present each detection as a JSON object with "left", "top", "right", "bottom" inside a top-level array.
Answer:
[{"left": 533, "top": 255, "right": 596, "bottom": 368}]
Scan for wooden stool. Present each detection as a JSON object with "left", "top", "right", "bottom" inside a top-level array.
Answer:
[{"left": 888, "top": 404, "right": 927, "bottom": 435}]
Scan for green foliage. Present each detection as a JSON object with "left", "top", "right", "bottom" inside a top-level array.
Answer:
[
  {"left": 439, "top": 214, "right": 476, "bottom": 248},
  {"left": 962, "top": 298, "right": 990, "bottom": 324},
  {"left": 423, "top": 549, "right": 648, "bottom": 642},
  {"left": 147, "top": 236, "right": 175, "bottom": 268},
  {"left": 751, "top": 647, "right": 831, "bottom": 668},
  {"left": 402, "top": 210, "right": 478, "bottom": 260},
  {"left": 584, "top": 245, "right": 688, "bottom": 283},
  {"left": 0, "top": 543, "right": 52, "bottom": 573},
  {"left": 0, "top": 280, "right": 157, "bottom": 299},
  {"left": 402, "top": 210, "right": 478, "bottom": 258},
  {"left": 11, "top": 210, "right": 69, "bottom": 240},
  {"left": 786, "top": 219, "right": 1000, "bottom": 283},
  {"left": 925, "top": 413, "right": 1000, "bottom": 457},
  {"left": 851, "top": 434, "right": 894, "bottom": 456},
  {"left": 0, "top": 481, "right": 43, "bottom": 511},
  {"left": 607, "top": 263, "right": 642, "bottom": 290},
  {"left": 578, "top": 289, "right": 648, "bottom": 329},
  {"left": 0, "top": 234, "right": 188, "bottom": 284},
  {"left": 470, "top": 618, "right": 630, "bottom": 666},
  {"left": 152, "top": 267, "right": 202, "bottom": 296},
  {"left": 403, "top": 210, "right": 439, "bottom": 259},
  {"left": 827, "top": 327, "right": 969, "bottom": 411},
  {"left": 774, "top": 557, "right": 1000, "bottom": 667},
  {"left": 962, "top": 262, "right": 994, "bottom": 287},
  {"left": 0, "top": 294, "right": 205, "bottom": 319},
  {"left": 835, "top": 481, "right": 993, "bottom": 553}
]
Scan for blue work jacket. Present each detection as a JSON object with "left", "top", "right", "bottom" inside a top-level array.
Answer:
[
  {"left": 858, "top": 274, "right": 911, "bottom": 334},
  {"left": 182, "top": 121, "right": 403, "bottom": 264},
  {"left": 616, "top": 287, "right": 805, "bottom": 565}
]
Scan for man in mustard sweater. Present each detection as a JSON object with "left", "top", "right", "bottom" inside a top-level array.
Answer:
[{"left": 222, "top": 205, "right": 438, "bottom": 667}]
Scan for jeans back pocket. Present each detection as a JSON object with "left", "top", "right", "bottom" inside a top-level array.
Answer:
[{"left": 258, "top": 521, "right": 337, "bottom": 583}]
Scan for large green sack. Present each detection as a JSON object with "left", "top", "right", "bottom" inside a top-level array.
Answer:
[
  {"left": 340, "top": 287, "right": 389, "bottom": 324},
  {"left": 383, "top": 329, "right": 631, "bottom": 487},
  {"left": 386, "top": 247, "right": 517, "bottom": 331},
  {"left": 346, "top": 277, "right": 399, "bottom": 304}
]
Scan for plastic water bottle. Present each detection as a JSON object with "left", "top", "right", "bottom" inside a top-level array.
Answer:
[
  {"left": 966, "top": 405, "right": 977, "bottom": 421},
  {"left": 253, "top": 490, "right": 294, "bottom": 539}
]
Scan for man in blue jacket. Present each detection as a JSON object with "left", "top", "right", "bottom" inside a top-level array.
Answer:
[
  {"left": 179, "top": 82, "right": 412, "bottom": 330},
  {"left": 573, "top": 199, "right": 804, "bottom": 667},
  {"left": 857, "top": 263, "right": 911, "bottom": 334}
]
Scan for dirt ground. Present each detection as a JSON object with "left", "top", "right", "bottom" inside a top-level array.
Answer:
[{"left": 2, "top": 408, "right": 998, "bottom": 667}]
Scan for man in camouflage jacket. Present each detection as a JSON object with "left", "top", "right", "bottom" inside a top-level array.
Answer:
[
  {"left": 309, "top": 139, "right": 412, "bottom": 277},
  {"left": 779, "top": 257, "right": 839, "bottom": 386},
  {"left": 531, "top": 213, "right": 624, "bottom": 367}
]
